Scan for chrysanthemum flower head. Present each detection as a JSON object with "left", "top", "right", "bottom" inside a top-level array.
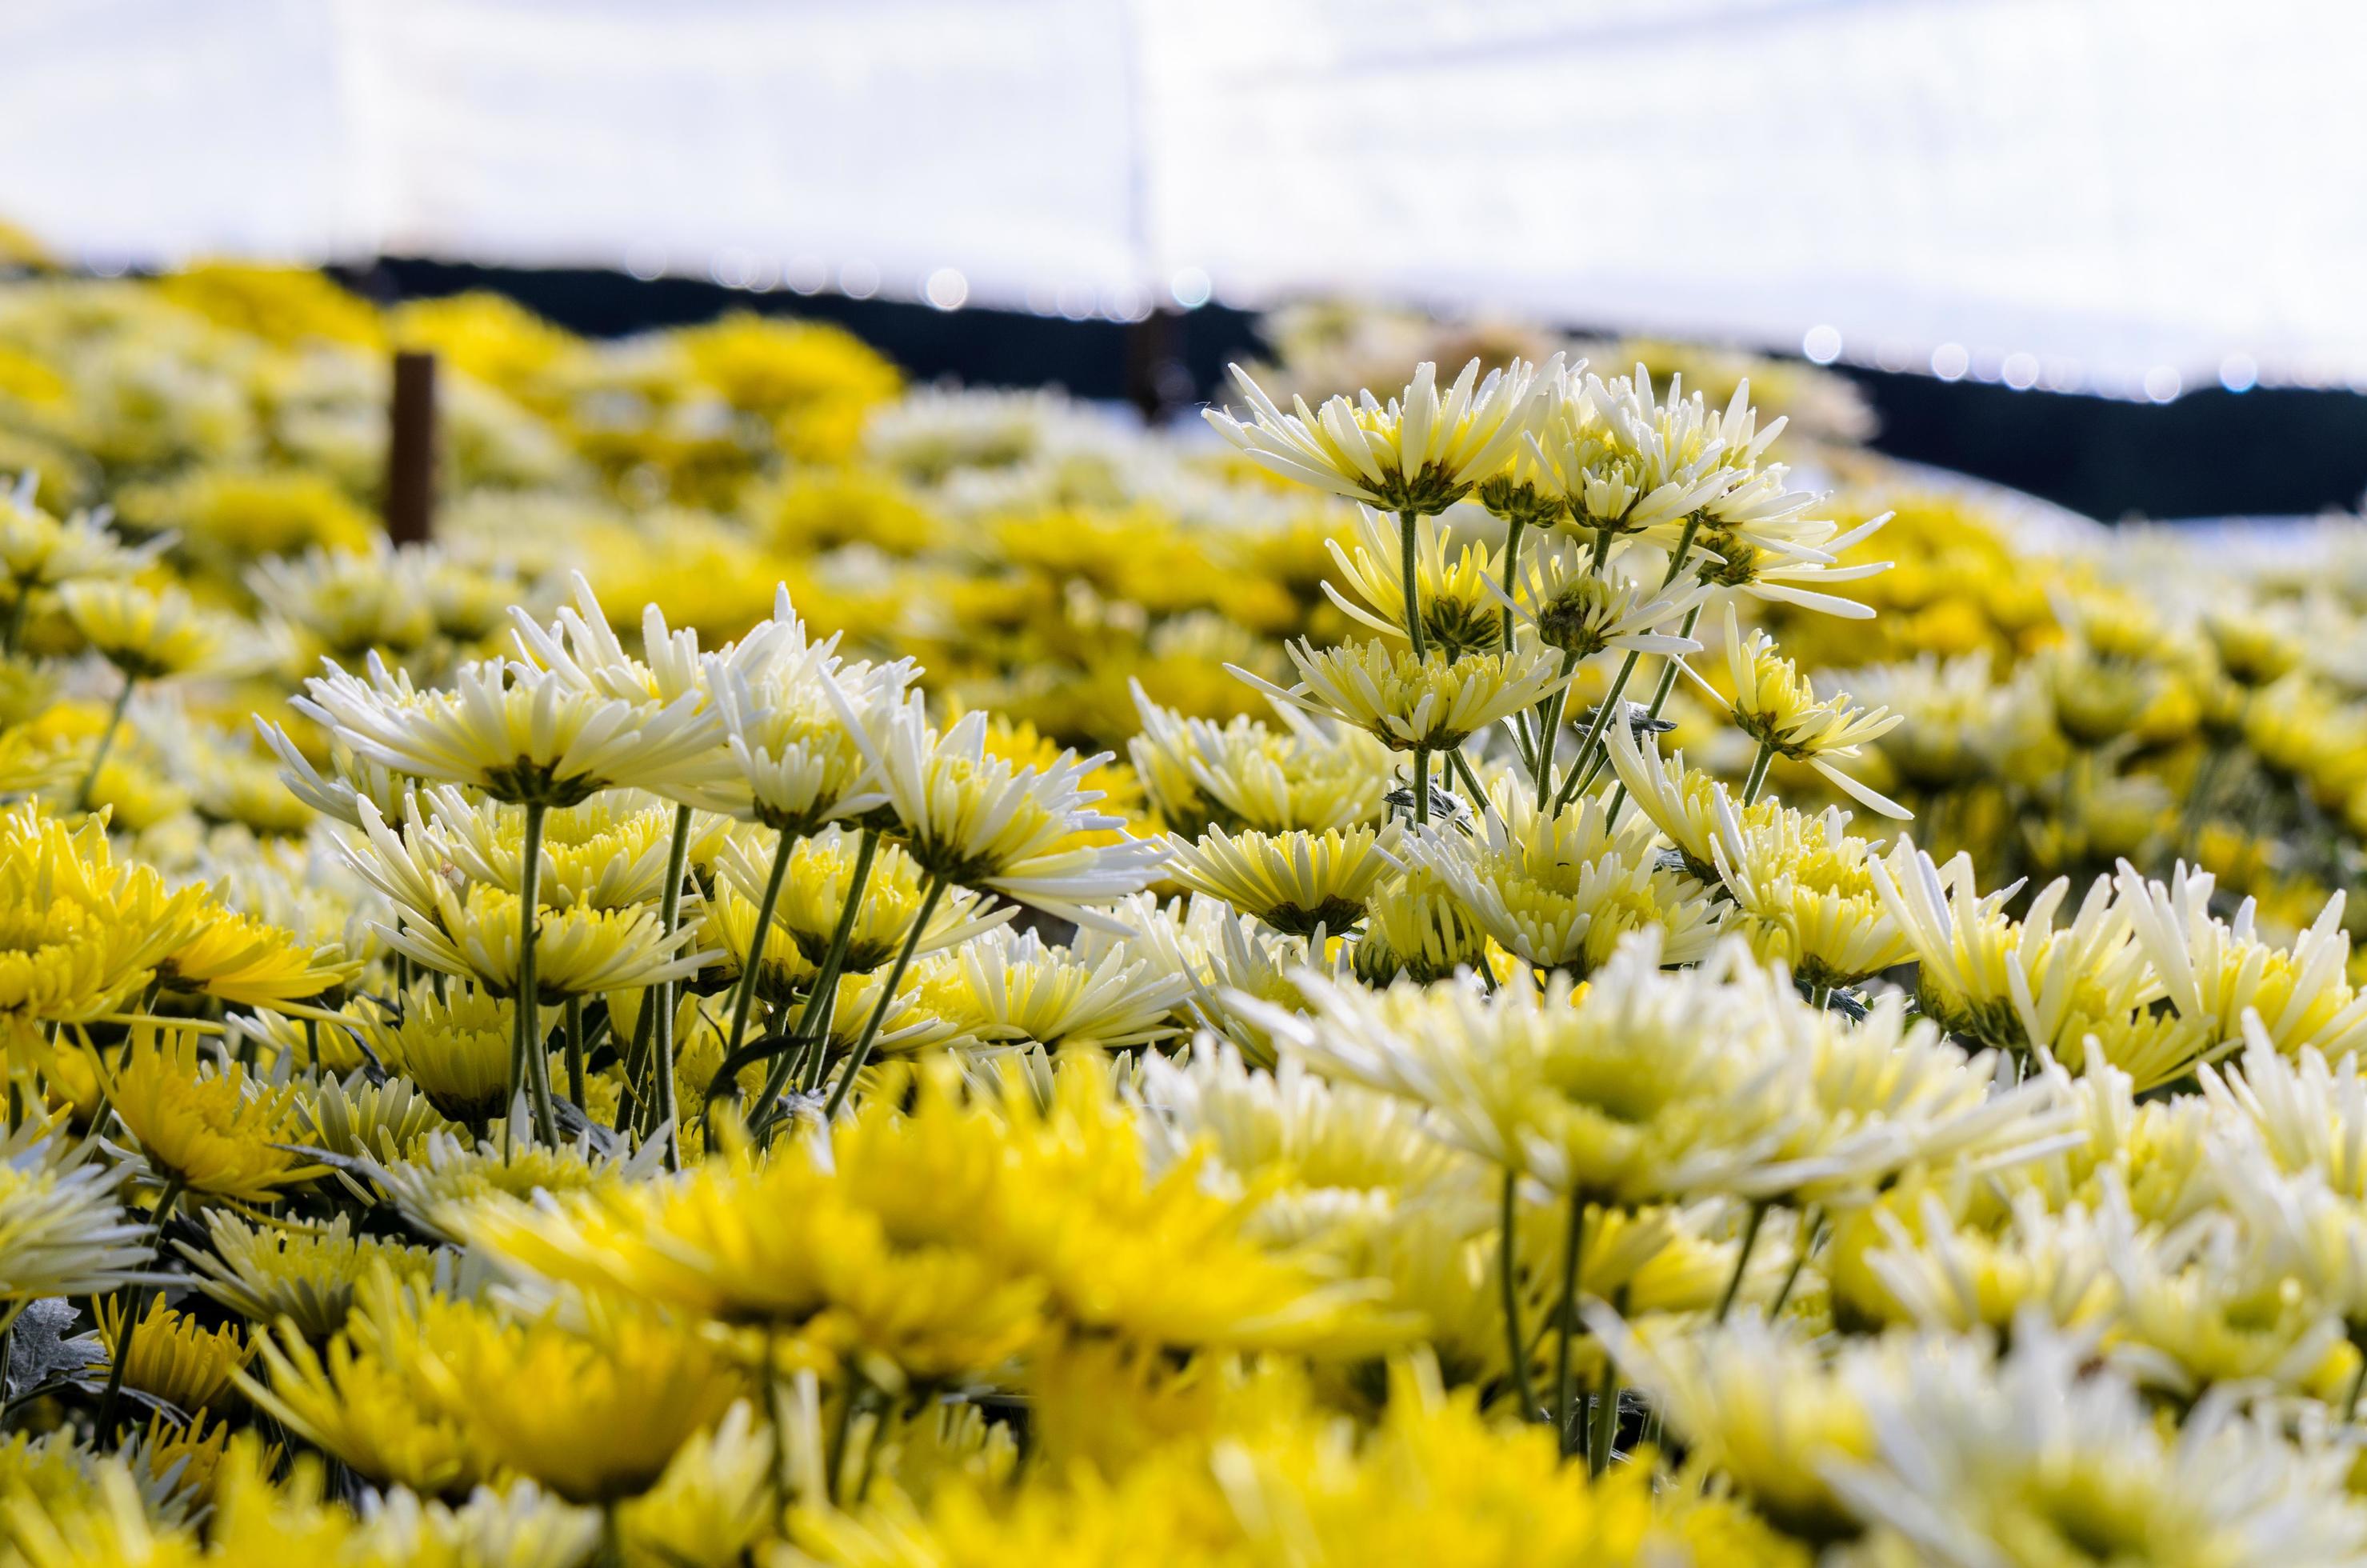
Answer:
[
  {"left": 1322, "top": 508, "right": 1502, "bottom": 658},
  {"left": 1504, "top": 537, "right": 1707, "bottom": 662},
  {"left": 1353, "top": 864, "right": 1491, "bottom": 986},
  {"left": 362, "top": 982, "right": 516, "bottom": 1124},
  {"left": 1711, "top": 793, "right": 1913, "bottom": 990},
  {"left": 1416, "top": 784, "right": 1721, "bottom": 978},
  {"left": 826, "top": 688, "right": 1164, "bottom": 932},
  {"left": 297, "top": 650, "right": 730, "bottom": 809},
  {"left": 104, "top": 1025, "right": 325, "bottom": 1203},
  {"left": 1205, "top": 358, "right": 1557, "bottom": 515},
  {"left": 60, "top": 579, "right": 250, "bottom": 682},
  {"left": 1237, "top": 636, "right": 1569, "bottom": 754},
  {"left": 1710, "top": 602, "right": 1906, "bottom": 817},
  {"left": 1163, "top": 822, "right": 1402, "bottom": 938}
]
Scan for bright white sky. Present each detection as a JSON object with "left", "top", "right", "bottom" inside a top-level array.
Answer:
[{"left": 6, "top": 0, "right": 2361, "bottom": 398}]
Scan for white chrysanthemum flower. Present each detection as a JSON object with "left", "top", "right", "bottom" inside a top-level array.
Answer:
[
  {"left": 1205, "top": 357, "right": 1558, "bottom": 515},
  {"left": 1233, "top": 637, "right": 1570, "bottom": 754},
  {"left": 297, "top": 651, "right": 730, "bottom": 809},
  {"left": 1162, "top": 822, "right": 1403, "bottom": 938},
  {"left": 920, "top": 925, "right": 1189, "bottom": 1054},
  {"left": 1321, "top": 508, "right": 1505, "bottom": 658},
  {"left": 254, "top": 717, "right": 409, "bottom": 828},
  {"left": 1699, "top": 602, "right": 1908, "bottom": 818},
  {"left": 1128, "top": 682, "right": 1385, "bottom": 835},
  {"left": 1870, "top": 838, "right": 2158, "bottom": 1062},
  {"left": 824, "top": 684, "right": 1165, "bottom": 933},
  {"left": 1710, "top": 792, "right": 1913, "bottom": 990},
  {"left": 1416, "top": 783, "right": 1721, "bottom": 977},
  {"left": 0, "top": 1118, "right": 159, "bottom": 1304},
  {"left": 1830, "top": 1313, "right": 2367, "bottom": 1563},
  {"left": 1495, "top": 534, "right": 1708, "bottom": 661},
  {"left": 2115, "top": 860, "right": 2367, "bottom": 1061}
]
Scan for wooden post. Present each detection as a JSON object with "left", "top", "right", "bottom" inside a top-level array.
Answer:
[{"left": 386, "top": 350, "right": 438, "bottom": 545}]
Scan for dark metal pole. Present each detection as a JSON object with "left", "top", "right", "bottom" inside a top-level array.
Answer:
[{"left": 386, "top": 350, "right": 438, "bottom": 545}]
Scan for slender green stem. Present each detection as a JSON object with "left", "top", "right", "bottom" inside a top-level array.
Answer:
[
  {"left": 1529, "top": 650, "right": 1580, "bottom": 805},
  {"left": 513, "top": 800, "right": 558, "bottom": 1147},
  {"left": 2348, "top": 1347, "right": 2367, "bottom": 1423},
  {"left": 1498, "top": 1169, "right": 1540, "bottom": 1421},
  {"left": 1410, "top": 746, "right": 1430, "bottom": 826},
  {"left": 1806, "top": 982, "right": 1831, "bottom": 1011},
  {"left": 725, "top": 827, "right": 798, "bottom": 1062},
  {"left": 1740, "top": 740, "right": 1776, "bottom": 806},
  {"left": 1397, "top": 510, "right": 1428, "bottom": 660},
  {"left": 650, "top": 805, "right": 694, "bottom": 1170},
  {"left": 1589, "top": 1368, "right": 1621, "bottom": 1476},
  {"left": 819, "top": 876, "right": 946, "bottom": 1122},
  {"left": 562, "top": 997, "right": 586, "bottom": 1110},
  {"left": 1552, "top": 651, "right": 1640, "bottom": 811},
  {"left": 1498, "top": 517, "right": 1526, "bottom": 655},
  {"left": 0, "top": 591, "right": 26, "bottom": 657},
  {"left": 74, "top": 674, "right": 136, "bottom": 813},
  {"left": 1715, "top": 1200, "right": 1769, "bottom": 1324},
  {"left": 94, "top": 1175, "right": 182, "bottom": 1436},
  {"left": 775, "top": 828, "right": 878, "bottom": 1104},
  {"left": 1447, "top": 748, "right": 1490, "bottom": 821},
  {"left": 1553, "top": 1190, "right": 1588, "bottom": 1458}
]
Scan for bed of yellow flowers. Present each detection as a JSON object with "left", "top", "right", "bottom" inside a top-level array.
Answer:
[{"left": 0, "top": 262, "right": 2365, "bottom": 1564}]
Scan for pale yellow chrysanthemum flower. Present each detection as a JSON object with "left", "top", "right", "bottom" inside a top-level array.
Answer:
[
  {"left": 918, "top": 925, "right": 1191, "bottom": 1054},
  {"left": 1235, "top": 636, "right": 1570, "bottom": 754},
  {"left": 2116, "top": 860, "right": 2367, "bottom": 1062},
  {"left": 1711, "top": 794, "right": 1913, "bottom": 990},
  {"left": 1127, "top": 682, "right": 1385, "bottom": 835},
  {"left": 1322, "top": 508, "right": 1503, "bottom": 658},
  {"left": 298, "top": 651, "right": 730, "bottom": 809},
  {"left": 61, "top": 578, "right": 252, "bottom": 682},
  {"left": 1705, "top": 603, "right": 1906, "bottom": 818},
  {"left": 1205, "top": 357, "right": 1557, "bottom": 515},
  {"left": 1416, "top": 785, "right": 1721, "bottom": 978},
  {"left": 1163, "top": 822, "right": 1403, "bottom": 938}
]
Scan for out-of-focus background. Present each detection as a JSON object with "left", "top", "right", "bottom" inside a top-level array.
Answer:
[{"left": 6, "top": 0, "right": 2367, "bottom": 521}]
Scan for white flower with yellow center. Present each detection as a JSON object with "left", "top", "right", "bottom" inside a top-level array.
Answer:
[
  {"left": 918, "top": 925, "right": 1190, "bottom": 1054},
  {"left": 1710, "top": 792, "right": 1911, "bottom": 990},
  {"left": 1870, "top": 839, "right": 2160, "bottom": 1067},
  {"left": 1128, "top": 683, "right": 1385, "bottom": 835},
  {"left": 1205, "top": 357, "right": 1557, "bottom": 515},
  {"left": 1417, "top": 783, "right": 1721, "bottom": 977},
  {"left": 2116, "top": 861, "right": 2367, "bottom": 1062},
  {"left": 826, "top": 684, "right": 1165, "bottom": 932},
  {"left": 1163, "top": 822, "right": 1402, "bottom": 938},
  {"left": 1701, "top": 603, "right": 1907, "bottom": 818},
  {"left": 1323, "top": 508, "right": 1504, "bottom": 658},
  {"left": 1233, "top": 637, "right": 1570, "bottom": 754},
  {"left": 1496, "top": 534, "right": 1709, "bottom": 665},
  {"left": 422, "top": 786, "right": 717, "bottom": 912},
  {"left": 62, "top": 579, "right": 254, "bottom": 682},
  {"left": 1693, "top": 509, "right": 1895, "bottom": 620},
  {"left": 298, "top": 652, "right": 730, "bottom": 810}
]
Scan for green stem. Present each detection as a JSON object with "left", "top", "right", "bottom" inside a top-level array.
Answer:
[
  {"left": 1397, "top": 510, "right": 1428, "bottom": 660},
  {"left": 1553, "top": 1190, "right": 1588, "bottom": 1458},
  {"left": 562, "top": 996, "right": 586, "bottom": 1110},
  {"left": 1498, "top": 1169, "right": 1540, "bottom": 1422},
  {"left": 1553, "top": 651, "right": 1640, "bottom": 811},
  {"left": 651, "top": 804, "right": 694, "bottom": 1170},
  {"left": 1715, "top": 1200, "right": 1769, "bottom": 1325},
  {"left": 1589, "top": 1368, "right": 1621, "bottom": 1477},
  {"left": 819, "top": 876, "right": 946, "bottom": 1122},
  {"left": 1530, "top": 650, "right": 1580, "bottom": 806},
  {"left": 513, "top": 799, "right": 558, "bottom": 1147},
  {"left": 1498, "top": 517, "right": 1526, "bottom": 656},
  {"left": 1411, "top": 746, "right": 1430, "bottom": 826},
  {"left": 778, "top": 828, "right": 879, "bottom": 1103},
  {"left": 724, "top": 826, "right": 798, "bottom": 1063},
  {"left": 74, "top": 674, "right": 136, "bottom": 813},
  {"left": 2348, "top": 1347, "right": 2367, "bottom": 1422},
  {"left": 0, "top": 590, "right": 26, "bottom": 656},
  {"left": 1740, "top": 740, "right": 1776, "bottom": 806},
  {"left": 1806, "top": 982, "right": 1831, "bottom": 1011},
  {"left": 1447, "top": 748, "right": 1489, "bottom": 820},
  {"left": 94, "top": 1175, "right": 182, "bottom": 1437}
]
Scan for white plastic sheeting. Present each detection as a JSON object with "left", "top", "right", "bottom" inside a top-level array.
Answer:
[{"left": 6, "top": 0, "right": 2364, "bottom": 395}]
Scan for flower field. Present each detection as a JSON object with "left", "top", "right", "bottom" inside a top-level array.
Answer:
[{"left": 1, "top": 263, "right": 2366, "bottom": 1563}]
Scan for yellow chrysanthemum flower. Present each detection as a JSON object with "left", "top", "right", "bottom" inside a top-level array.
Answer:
[
  {"left": 1162, "top": 822, "right": 1403, "bottom": 938},
  {"left": 104, "top": 1026, "right": 325, "bottom": 1204}
]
